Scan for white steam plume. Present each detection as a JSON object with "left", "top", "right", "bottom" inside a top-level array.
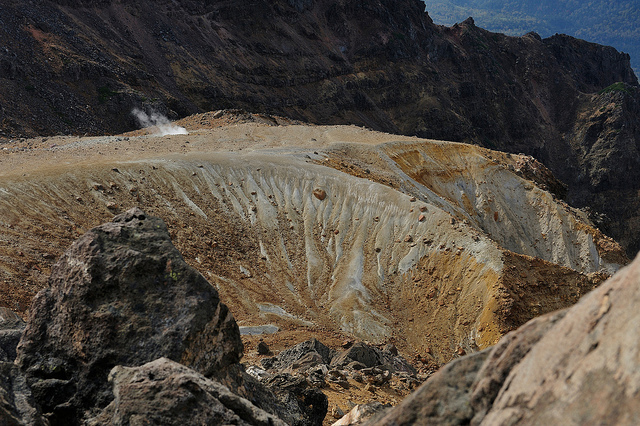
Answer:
[{"left": 131, "top": 108, "right": 188, "bottom": 136}]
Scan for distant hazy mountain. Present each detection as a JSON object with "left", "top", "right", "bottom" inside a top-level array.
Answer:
[{"left": 423, "top": 0, "right": 640, "bottom": 75}]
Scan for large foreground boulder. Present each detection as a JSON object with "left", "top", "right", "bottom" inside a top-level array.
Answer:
[
  {"left": 369, "top": 253, "right": 640, "bottom": 425},
  {"left": 15, "top": 208, "right": 243, "bottom": 424},
  {"left": 87, "top": 358, "right": 285, "bottom": 426}
]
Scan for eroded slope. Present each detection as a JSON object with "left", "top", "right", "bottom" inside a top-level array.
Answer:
[{"left": 0, "top": 120, "right": 626, "bottom": 364}]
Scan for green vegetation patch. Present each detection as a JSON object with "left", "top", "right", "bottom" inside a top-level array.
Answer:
[{"left": 598, "top": 82, "right": 633, "bottom": 95}]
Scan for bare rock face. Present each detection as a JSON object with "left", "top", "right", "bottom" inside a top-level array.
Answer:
[
  {"left": 0, "top": 307, "right": 26, "bottom": 362},
  {"left": 15, "top": 208, "right": 243, "bottom": 424},
  {"left": 87, "top": 357, "right": 285, "bottom": 426},
  {"left": 369, "top": 253, "right": 640, "bottom": 425},
  {"left": 0, "top": 362, "right": 48, "bottom": 426}
]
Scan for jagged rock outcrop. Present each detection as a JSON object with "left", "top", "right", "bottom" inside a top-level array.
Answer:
[
  {"left": 567, "top": 86, "right": 640, "bottom": 256},
  {"left": 259, "top": 338, "right": 416, "bottom": 384},
  {"left": 0, "top": 362, "right": 48, "bottom": 426},
  {"left": 253, "top": 338, "right": 418, "bottom": 415},
  {"left": 331, "top": 342, "right": 382, "bottom": 370},
  {"left": 15, "top": 208, "right": 243, "bottom": 424},
  {"left": 369, "top": 252, "right": 640, "bottom": 425},
  {"left": 261, "top": 339, "right": 336, "bottom": 372},
  {"left": 218, "top": 363, "right": 329, "bottom": 426},
  {"left": 86, "top": 357, "right": 286, "bottom": 426},
  {"left": 260, "top": 373, "right": 328, "bottom": 426}
]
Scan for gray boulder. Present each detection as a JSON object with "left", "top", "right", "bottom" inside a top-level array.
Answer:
[
  {"left": 332, "top": 402, "right": 391, "bottom": 426},
  {"left": 262, "top": 338, "right": 336, "bottom": 372},
  {"left": 261, "top": 373, "right": 328, "bottom": 426},
  {"left": 331, "top": 342, "right": 381, "bottom": 369},
  {"left": 15, "top": 208, "right": 243, "bottom": 424},
  {"left": 370, "top": 253, "right": 640, "bottom": 425},
  {"left": 87, "top": 357, "right": 285, "bottom": 426}
]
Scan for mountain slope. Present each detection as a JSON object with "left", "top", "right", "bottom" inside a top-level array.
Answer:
[
  {"left": 423, "top": 0, "right": 640, "bottom": 74},
  {"left": 1, "top": 0, "right": 639, "bottom": 258},
  {"left": 0, "top": 116, "right": 626, "bottom": 365}
]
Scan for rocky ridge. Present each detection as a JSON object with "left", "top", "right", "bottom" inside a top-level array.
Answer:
[
  {"left": 0, "top": 120, "right": 626, "bottom": 368},
  {"left": 1, "top": 0, "right": 640, "bottom": 255}
]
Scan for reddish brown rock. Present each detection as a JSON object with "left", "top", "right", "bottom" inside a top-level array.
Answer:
[{"left": 313, "top": 188, "right": 327, "bottom": 200}]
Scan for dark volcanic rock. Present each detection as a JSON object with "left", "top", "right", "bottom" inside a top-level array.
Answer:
[
  {"left": 86, "top": 357, "right": 285, "bottom": 426},
  {"left": 262, "top": 338, "right": 336, "bottom": 372},
  {"left": 0, "top": 307, "right": 26, "bottom": 362},
  {"left": 15, "top": 208, "right": 243, "bottom": 424},
  {"left": 369, "top": 253, "right": 640, "bottom": 425},
  {"left": 261, "top": 373, "right": 328, "bottom": 426},
  {"left": 219, "top": 364, "right": 328, "bottom": 426},
  {"left": 0, "top": 362, "right": 48, "bottom": 426},
  {"left": 251, "top": 339, "right": 338, "bottom": 424},
  {"left": 331, "top": 342, "right": 381, "bottom": 369},
  {"left": 257, "top": 340, "right": 271, "bottom": 355}
]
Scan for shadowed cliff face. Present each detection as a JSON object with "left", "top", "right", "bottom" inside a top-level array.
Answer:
[{"left": 0, "top": 0, "right": 639, "bottom": 256}]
